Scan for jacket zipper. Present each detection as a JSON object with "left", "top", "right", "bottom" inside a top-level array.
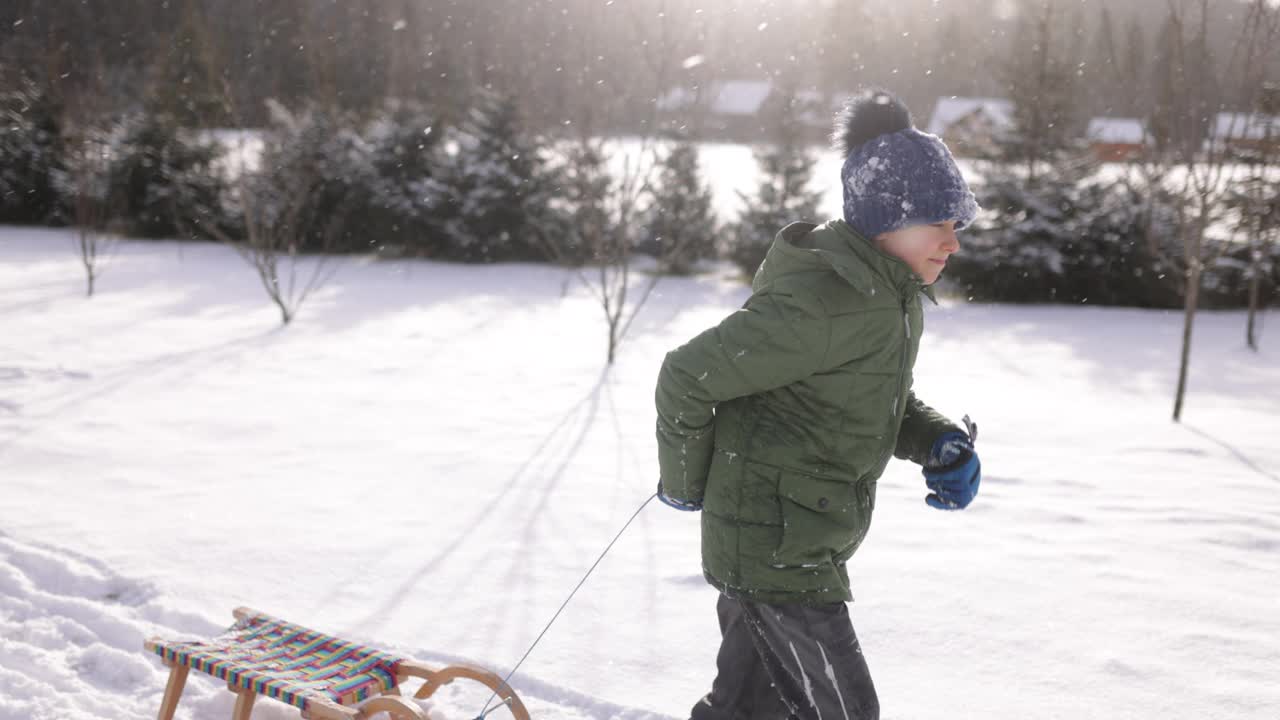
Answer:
[{"left": 864, "top": 295, "right": 913, "bottom": 484}]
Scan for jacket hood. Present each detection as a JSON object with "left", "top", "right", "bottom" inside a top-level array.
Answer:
[{"left": 752, "top": 220, "right": 937, "bottom": 303}]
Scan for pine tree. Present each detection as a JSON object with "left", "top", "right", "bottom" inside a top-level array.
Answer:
[
  {"left": 0, "top": 77, "right": 66, "bottom": 225},
  {"left": 730, "top": 92, "right": 822, "bottom": 279},
  {"left": 1148, "top": 11, "right": 1217, "bottom": 160},
  {"left": 949, "top": 1, "right": 1189, "bottom": 306},
  {"left": 555, "top": 140, "right": 615, "bottom": 266},
  {"left": 817, "top": 0, "right": 870, "bottom": 97},
  {"left": 151, "top": 0, "right": 230, "bottom": 127},
  {"left": 1087, "top": 7, "right": 1122, "bottom": 117},
  {"left": 1064, "top": 5, "right": 1089, "bottom": 78},
  {"left": 433, "top": 90, "right": 563, "bottom": 262},
  {"left": 250, "top": 101, "right": 379, "bottom": 253},
  {"left": 1123, "top": 18, "right": 1147, "bottom": 116},
  {"left": 998, "top": 0, "right": 1079, "bottom": 178},
  {"left": 362, "top": 100, "right": 448, "bottom": 257},
  {"left": 949, "top": 164, "right": 1185, "bottom": 307},
  {"left": 105, "top": 111, "right": 231, "bottom": 240},
  {"left": 637, "top": 139, "right": 718, "bottom": 275}
]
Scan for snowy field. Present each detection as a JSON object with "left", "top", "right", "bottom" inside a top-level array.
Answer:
[{"left": 2, "top": 226, "right": 1279, "bottom": 720}]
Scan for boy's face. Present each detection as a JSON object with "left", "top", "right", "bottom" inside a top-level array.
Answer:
[{"left": 874, "top": 221, "right": 961, "bottom": 285}]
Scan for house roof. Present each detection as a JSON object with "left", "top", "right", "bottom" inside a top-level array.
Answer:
[
  {"left": 656, "top": 80, "right": 774, "bottom": 116},
  {"left": 1210, "top": 112, "right": 1280, "bottom": 141},
  {"left": 1087, "top": 118, "right": 1146, "bottom": 144},
  {"left": 926, "top": 97, "right": 1014, "bottom": 136},
  {"left": 655, "top": 86, "right": 695, "bottom": 113},
  {"left": 713, "top": 81, "right": 773, "bottom": 116},
  {"left": 796, "top": 89, "right": 849, "bottom": 128}
]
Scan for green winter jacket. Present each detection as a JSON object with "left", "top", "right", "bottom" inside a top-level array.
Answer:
[{"left": 655, "top": 219, "right": 960, "bottom": 605}]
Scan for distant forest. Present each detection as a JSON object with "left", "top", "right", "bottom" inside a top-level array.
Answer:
[{"left": 0, "top": 0, "right": 1272, "bottom": 134}]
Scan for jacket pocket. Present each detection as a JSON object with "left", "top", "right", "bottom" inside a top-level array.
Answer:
[
  {"left": 834, "top": 479, "right": 876, "bottom": 563},
  {"left": 774, "top": 471, "right": 869, "bottom": 567}
]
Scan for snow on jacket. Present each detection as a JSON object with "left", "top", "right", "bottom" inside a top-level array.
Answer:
[{"left": 655, "top": 219, "right": 960, "bottom": 604}]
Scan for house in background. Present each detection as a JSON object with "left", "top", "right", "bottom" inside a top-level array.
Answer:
[
  {"left": 926, "top": 97, "right": 1014, "bottom": 157},
  {"left": 657, "top": 80, "right": 771, "bottom": 140},
  {"left": 1086, "top": 118, "right": 1147, "bottom": 162},
  {"left": 1205, "top": 112, "right": 1280, "bottom": 158},
  {"left": 656, "top": 80, "right": 836, "bottom": 142}
]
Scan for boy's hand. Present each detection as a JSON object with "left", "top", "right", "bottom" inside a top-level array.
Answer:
[
  {"left": 657, "top": 481, "right": 703, "bottom": 512},
  {"left": 923, "top": 429, "right": 981, "bottom": 510}
]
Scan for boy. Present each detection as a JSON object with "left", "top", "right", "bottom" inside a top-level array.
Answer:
[{"left": 654, "top": 89, "right": 983, "bottom": 720}]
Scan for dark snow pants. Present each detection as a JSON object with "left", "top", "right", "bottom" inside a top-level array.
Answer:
[{"left": 689, "top": 593, "right": 878, "bottom": 720}]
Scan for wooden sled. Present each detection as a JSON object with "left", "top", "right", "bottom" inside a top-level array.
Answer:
[{"left": 144, "top": 607, "right": 530, "bottom": 720}]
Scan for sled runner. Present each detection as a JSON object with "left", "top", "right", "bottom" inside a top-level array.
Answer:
[{"left": 144, "top": 606, "right": 530, "bottom": 720}]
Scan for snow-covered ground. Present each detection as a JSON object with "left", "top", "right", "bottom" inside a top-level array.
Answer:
[{"left": 2, "top": 226, "right": 1278, "bottom": 720}]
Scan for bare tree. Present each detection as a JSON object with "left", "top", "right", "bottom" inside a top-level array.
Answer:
[
  {"left": 7, "top": 0, "right": 1260, "bottom": 136},
  {"left": 192, "top": 101, "right": 339, "bottom": 326},
  {"left": 67, "top": 126, "right": 114, "bottom": 297},
  {"left": 1241, "top": 82, "right": 1280, "bottom": 350},
  {"left": 1222, "top": 97, "right": 1280, "bottom": 353},
  {"left": 176, "top": 7, "right": 339, "bottom": 327},
  {"left": 551, "top": 140, "right": 653, "bottom": 365},
  {"left": 539, "top": 0, "right": 700, "bottom": 366},
  {"left": 1154, "top": 0, "right": 1277, "bottom": 421},
  {"left": 59, "top": 71, "right": 117, "bottom": 297},
  {"left": 1231, "top": 5, "right": 1280, "bottom": 351},
  {"left": 1001, "top": 0, "right": 1079, "bottom": 182}
]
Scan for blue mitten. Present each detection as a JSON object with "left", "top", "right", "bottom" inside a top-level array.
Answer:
[
  {"left": 656, "top": 481, "right": 703, "bottom": 512},
  {"left": 923, "top": 430, "right": 980, "bottom": 510}
]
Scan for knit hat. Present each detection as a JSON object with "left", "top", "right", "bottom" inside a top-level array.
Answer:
[{"left": 834, "top": 90, "right": 979, "bottom": 240}]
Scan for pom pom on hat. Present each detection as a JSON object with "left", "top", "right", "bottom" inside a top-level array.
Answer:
[{"left": 832, "top": 88, "right": 912, "bottom": 156}]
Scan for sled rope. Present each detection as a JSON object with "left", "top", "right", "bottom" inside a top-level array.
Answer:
[{"left": 474, "top": 493, "right": 659, "bottom": 720}]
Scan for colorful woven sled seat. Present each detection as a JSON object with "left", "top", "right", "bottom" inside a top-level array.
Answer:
[{"left": 145, "top": 607, "right": 530, "bottom": 720}]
